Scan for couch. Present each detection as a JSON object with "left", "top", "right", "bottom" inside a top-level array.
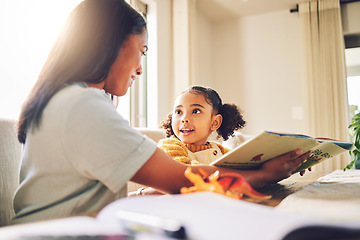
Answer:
[
  {"left": 0, "top": 119, "right": 250, "bottom": 226},
  {"left": 0, "top": 119, "right": 21, "bottom": 227}
]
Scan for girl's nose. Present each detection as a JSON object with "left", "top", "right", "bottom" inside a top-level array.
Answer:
[{"left": 181, "top": 119, "right": 189, "bottom": 123}]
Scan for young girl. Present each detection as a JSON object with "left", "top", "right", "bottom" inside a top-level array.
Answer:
[
  {"left": 131, "top": 86, "right": 246, "bottom": 196},
  {"left": 158, "top": 86, "right": 246, "bottom": 165}
]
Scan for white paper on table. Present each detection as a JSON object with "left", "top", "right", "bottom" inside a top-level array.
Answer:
[{"left": 98, "top": 192, "right": 360, "bottom": 240}]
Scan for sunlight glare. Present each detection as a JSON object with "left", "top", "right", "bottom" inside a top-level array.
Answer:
[
  {"left": 347, "top": 76, "right": 360, "bottom": 108},
  {"left": 0, "top": 0, "right": 83, "bottom": 120}
]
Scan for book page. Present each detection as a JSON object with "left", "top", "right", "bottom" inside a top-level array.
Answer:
[
  {"left": 97, "top": 192, "right": 360, "bottom": 240},
  {"left": 211, "top": 131, "right": 351, "bottom": 171},
  {"left": 2, "top": 192, "right": 359, "bottom": 239},
  {"left": 0, "top": 216, "right": 124, "bottom": 238},
  {"left": 295, "top": 142, "right": 350, "bottom": 172}
]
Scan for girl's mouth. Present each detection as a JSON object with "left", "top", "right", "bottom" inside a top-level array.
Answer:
[{"left": 180, "top": 129, "right": 194, "bottom": 136}]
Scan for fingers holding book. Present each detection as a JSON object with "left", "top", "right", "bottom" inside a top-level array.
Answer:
[
  {"left": 260, "top": 149, "right": 313, "bottom": 185},
  {"left": 287, "top": 149, "right": 314, "bottom": 176}
]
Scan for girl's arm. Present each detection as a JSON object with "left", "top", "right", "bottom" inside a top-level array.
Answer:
[{"left": 130, "top": 147, "right": 312, "bottom": 194}]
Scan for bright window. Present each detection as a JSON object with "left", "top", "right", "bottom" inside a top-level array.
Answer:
[
  {"left": 345, "top": 47, "right": 360, "bottom": 120},
  {"left": 347, "top": 76, "right": 360, "bottom": 116},
  {"left": 117, "top": 0, "right": 148, "bottom": 127},
  {"left": 0, "top": 0, "right": 150, "bottom": 128},
  {"left": 0, "top": 0, "right": 83, "bottom": 120}
]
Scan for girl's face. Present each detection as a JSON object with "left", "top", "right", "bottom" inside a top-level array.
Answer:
[
  {"left": 103, "top": 29, "right": 148, "bottom": 96},
  {"left": 171, "top": 91, "right": 222, "bottom": 145}
]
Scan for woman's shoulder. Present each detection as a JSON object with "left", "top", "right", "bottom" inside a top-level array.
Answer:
[
  {"left": 51, "top": 82, "right": 112, "bottom": 111},
  {"left": 46, "top": 82, "right": 122, "bottom": 130},
  {"left": 59, "top": 82, "right": 107, "bottom": 99}
]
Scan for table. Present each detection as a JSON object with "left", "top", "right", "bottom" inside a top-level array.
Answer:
[
  {"left": 1, "top": 170, "right": 359, "bottom": 240},
  {"left": 276, "top": 169, "right": 360, "bottom": 222},
  {"left": 243, "top": 170, "right": 329, "bottom": 207}
]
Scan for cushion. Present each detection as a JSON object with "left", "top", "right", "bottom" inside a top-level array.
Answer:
[{"left": 0, "top": 119, "right": 22, "bottom": 226}]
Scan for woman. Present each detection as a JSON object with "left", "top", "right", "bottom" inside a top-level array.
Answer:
[{"left": 13, "top": 0, "right": 311, "bottom": 224}]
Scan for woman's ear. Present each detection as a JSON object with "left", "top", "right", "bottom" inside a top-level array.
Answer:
[{"left": 211, "top": 114, "right": 223, "bottom": 131}]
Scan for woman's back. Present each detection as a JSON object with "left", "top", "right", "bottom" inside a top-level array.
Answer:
[{"left": 13, "top": 82, "right": 156, "bottom": 224}]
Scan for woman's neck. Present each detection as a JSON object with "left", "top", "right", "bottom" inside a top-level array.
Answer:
[{"left": 86, "top": 81, "right": 105, "bottom": 90}]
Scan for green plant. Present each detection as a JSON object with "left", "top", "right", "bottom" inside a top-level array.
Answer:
[{"left": 344, "top": 112, "right": 360, "bottom": 170}]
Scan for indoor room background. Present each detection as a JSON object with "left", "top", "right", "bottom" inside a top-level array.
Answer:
[{"left": 1, "top": 0, "right": 359, "bottom": 171}]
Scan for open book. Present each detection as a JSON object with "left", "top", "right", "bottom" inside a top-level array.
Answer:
[
  {"left": 2, "top": 192, "right": 359, "bottom": 240},
  {"left": 210, "top": 131, "right": 353, "bottom": 172}
]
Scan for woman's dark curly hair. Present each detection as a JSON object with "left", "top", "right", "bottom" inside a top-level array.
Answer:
[{"left": 160, "top": 86, "right": 246, "bottom": 141}]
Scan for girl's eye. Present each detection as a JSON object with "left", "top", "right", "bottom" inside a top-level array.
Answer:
[
  {"left": 174, "top": 109, "right": 182, "bottom": 115},
  {"left": 193, "top": 109, "right": 201, "bottom": 114}
]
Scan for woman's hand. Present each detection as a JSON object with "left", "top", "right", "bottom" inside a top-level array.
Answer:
[
  {"left": 255, "top": 149, "right": 312, "bottom": 187},
  {"left": 299, "top": 167, "right": 312, "bottom": 176},
  {"left": 131, "top": 147, "right": 313, "bottom": 194}
]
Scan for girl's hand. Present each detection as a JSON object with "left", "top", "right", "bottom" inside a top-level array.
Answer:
[{"left": 128, "top": 187, "right": 164, "bottom": 197}]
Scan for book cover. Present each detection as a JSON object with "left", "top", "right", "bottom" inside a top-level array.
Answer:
[{"left": 210, "top": 131, "right": 353, "bottom": 172}]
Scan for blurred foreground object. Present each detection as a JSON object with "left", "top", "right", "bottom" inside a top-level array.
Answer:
[
  {"left": 180, "top": 167, "right": 271, "bottom": 200},
  {"left": 344, "top": 112, "right": 360, "bottom": 170}
]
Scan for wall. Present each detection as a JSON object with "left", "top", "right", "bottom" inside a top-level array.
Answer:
[
  {"left": 195, "top": 9, "right": 306, "bottom": 135},
  {"left": 342, "top": 1, "right": 360, "bottom": 79},
  {"left": 0, "top": 0, "right": 307, "bottom": 134},
  {"left": 341, "top": 1, "right": 360, "bottom": 35},
  {"left": 195, "top": 9, "right": 213, "bottom": 87}
]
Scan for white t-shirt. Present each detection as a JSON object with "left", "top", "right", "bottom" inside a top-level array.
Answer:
[{"left": 12, "top": 82, "right": 157, "bottom": 224}]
